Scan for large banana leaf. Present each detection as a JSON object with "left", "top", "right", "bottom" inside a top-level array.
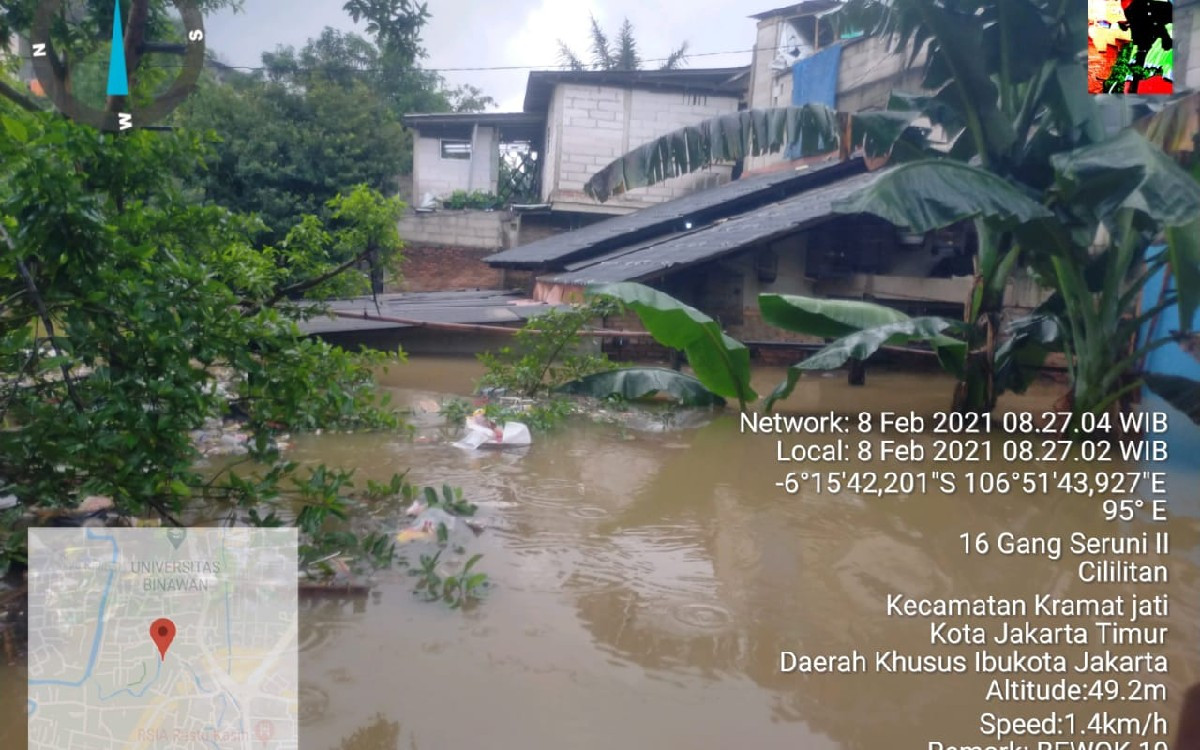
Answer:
[
  {"left": 798, "top": 317, "right": 965, "bottom": 371},
  {"left": 1144, "top": 374, "right": 1200, "bottom": 426},
  {"left": 1050, "top": 129, "right": 1200, "bottom": 229},
  {"left": 586, "top": 282, "right": 757, "bottom": 408},
  {"left": 830, "top": 159, "right": 1052, "bottom": 232},
  {"left": 762, "top": 316, "right": 967, "bottom": 411},
  {"left": 888, "top": 89, "right": 966, "bottom": 143},
  {"left": 582, "top": 105, "right": 918, "bottom": 202},
  {"left": 759, "top": 294, "right": 910, "bottom": 339},
  {"left": 859, "top": 0, "right": 1087, "bottom": 169},
  {"left": 556, "top": 367, "right": 726, "bottom": 407},
  {"left": 1051, "top": 130, "right": 1200, "bottom": 334},
  {"left": 909, "top": 0, "right": 1015, "bottom": 162},
  {"left": 980, "top": 0, "right": 1053, "bottom": 88}
]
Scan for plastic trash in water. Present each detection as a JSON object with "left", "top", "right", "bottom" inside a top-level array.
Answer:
[
  {"left": 396, "top": 507, "right": 458, "bottom": 544},
  {"left": 452, "top": 410, "right": 532, "bottom": 450}
]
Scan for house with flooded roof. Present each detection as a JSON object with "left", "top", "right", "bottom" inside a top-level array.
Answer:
[
  {"left": 397, "top": 67, "right": 749, "bottom": 290},
  {"left": 396, "top": 1, "right": 1053, "bottom": 353}
]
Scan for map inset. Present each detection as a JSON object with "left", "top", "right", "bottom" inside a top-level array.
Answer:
[{"left": 27, "top": 528, "right": 298, "bottom": 749}]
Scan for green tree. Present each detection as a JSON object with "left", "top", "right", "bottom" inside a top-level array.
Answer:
[
  {"left": 0, "top": 98, "right": 409, "bottom": 573},
  {"left": 260, "top": 27, "right": 493, "bottom": 119},
  {"left": 181, "top": 64, "right": 409, "bottom": 245},
  {"left": 0, "top": 0, "right": 486, "bottom": 586},
  {"left": 342, "top": 0, "right": 429, "bottom": 65},
  {"left": 182, "top": 4, "right": 493, "bottom": 243},
  {"left": 558, "top": 16, "right": 689, "bottom": 71}
]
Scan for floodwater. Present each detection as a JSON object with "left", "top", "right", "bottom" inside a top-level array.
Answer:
[{"left": 3, "top": 356, "right": 1199, "bottom": 749}]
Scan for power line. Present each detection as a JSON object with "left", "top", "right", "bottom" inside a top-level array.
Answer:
[
  {"left": 7, "top": 44, "right": 789, "bottom": 75},
  {"left": 226, "top": 46, "right": 764, "bottom": 74}
]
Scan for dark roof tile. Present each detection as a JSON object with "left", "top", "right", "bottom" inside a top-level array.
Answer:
[
  {"left": 540, "top": 167, "right": 884, "bottom": 285},
  {"left": 485, "top": 158, "right": 865, "bottom": 268}
]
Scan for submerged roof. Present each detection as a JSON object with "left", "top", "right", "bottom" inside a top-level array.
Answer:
[
  {"left": 486, "top": 158, "right": 865, "bottom": 269},
  {"left": 297, "top": 291, "right": 557, "bottom": 336},
  {"left": 541, "top": 166, "right": 884, "bottom": 285},
  {"left": 522, "top": 67, "right": 749, "bottom": 113}
]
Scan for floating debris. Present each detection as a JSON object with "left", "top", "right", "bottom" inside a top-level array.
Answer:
[
  {"left": 396, "top": 507, "right": 459, "bottom": 544},
  {"left": 452, "top": 411, "right": 532, "bottom": 450}
]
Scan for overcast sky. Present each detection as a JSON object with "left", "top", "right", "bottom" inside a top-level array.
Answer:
[{"left": 204, "top": 0, "right": 762, "bottom": 111}]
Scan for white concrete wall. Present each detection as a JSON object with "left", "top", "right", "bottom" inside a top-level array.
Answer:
[
  {"left": 541, "top": 86, "right": 564, "bottom": 203},
  {"left": 1179, "top": 2, "right": 1200, "bottom": 90},
  {"left": 411, "top": 126, "right": 499, "bottom": 201},
  {"left": 468, "top": 126, "right": 498, "bottom": 192},
  {"left": 747, "top": 19, "right": 787, "bottom": 114},
  {"left": 397, "top": 209, "right": 511, "bottom": 250},
  {"left": 543, "top": 83, "right": 740, "bottom": 212}
]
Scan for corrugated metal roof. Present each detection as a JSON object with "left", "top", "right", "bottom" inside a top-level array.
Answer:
[
  {"left": 539, "top": 167, "right": 884, "bottom": 285},
  {"left": 296, "top": 291, "right": 560, "bottom": 336},
  {"left": 485, "top": 158, "right": 864, "bottom": 268}
]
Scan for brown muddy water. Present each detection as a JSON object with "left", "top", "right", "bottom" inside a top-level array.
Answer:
[{"left": 3, "top": 356, "right": 1199, "bottom": 749}]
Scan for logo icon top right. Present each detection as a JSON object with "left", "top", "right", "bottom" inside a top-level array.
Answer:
[{"left": 1088, "top": 0, "right": 1174, "bottom": 95}]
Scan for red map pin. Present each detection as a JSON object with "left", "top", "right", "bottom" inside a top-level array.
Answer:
[{"left": 149, "top": 618, "right": 176, "bottom": 661}]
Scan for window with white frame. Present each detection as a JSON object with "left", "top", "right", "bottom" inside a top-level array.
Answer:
[{"left": 440, "top": 139, "right": 472, "bottom": 159}]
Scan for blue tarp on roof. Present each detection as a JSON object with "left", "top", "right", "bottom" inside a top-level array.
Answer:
[{"left": 786, "top": 44, "right": 842, "bottom": 159}]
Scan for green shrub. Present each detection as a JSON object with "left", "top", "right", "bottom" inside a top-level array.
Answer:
[{"left": 443, "top": 190, "right": 501, "bottom": 210}]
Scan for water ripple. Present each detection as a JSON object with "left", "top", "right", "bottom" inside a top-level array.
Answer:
[
  {"left": 298, "top": 683, "right": 329, "bottom": 726},
  {"left": 670, "top": 602, "right": 733, "bottom": 631}
]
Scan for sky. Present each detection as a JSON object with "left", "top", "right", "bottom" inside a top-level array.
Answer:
[{"left": 204, "top": 0, "right": 764, "bottom": 111}]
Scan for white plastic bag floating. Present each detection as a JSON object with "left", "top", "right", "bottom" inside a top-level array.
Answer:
[
  {"left": 453, "top": 411, "right": 532, "bottom": 450},
  {"left": 396, "top": 507, "right": 457, "bottom": 544}
]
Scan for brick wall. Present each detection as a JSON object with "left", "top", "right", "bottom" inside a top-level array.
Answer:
[
  {"left": 398, "top": 210, "right": 512, "bottom": 250},
  {"left": 396, "top": 246, "right": 504, "bottom": 292}
]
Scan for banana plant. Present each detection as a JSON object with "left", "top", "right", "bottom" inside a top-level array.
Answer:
[
  {"left": 585, "top": 282, "right": 756, "bottom": 411},
  {"left": 556, "top": 368, "right": 726, "bottom": 407},
  {"left": 580, "top": 0, "right": 1200, "bottom": 420},
  {"left": 758, "top": 293, "right": 969, "bottom": 410},
  {"left": 995, "top": 99, "right": 1200, "bottom": 426}
]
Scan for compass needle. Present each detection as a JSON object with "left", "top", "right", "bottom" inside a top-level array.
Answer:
[
  {"left": 106, "top": 0, "right": 130, "bottom": 97},
  {"left": 31, "top": 0, "right": 206, "bottom": 132}
]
